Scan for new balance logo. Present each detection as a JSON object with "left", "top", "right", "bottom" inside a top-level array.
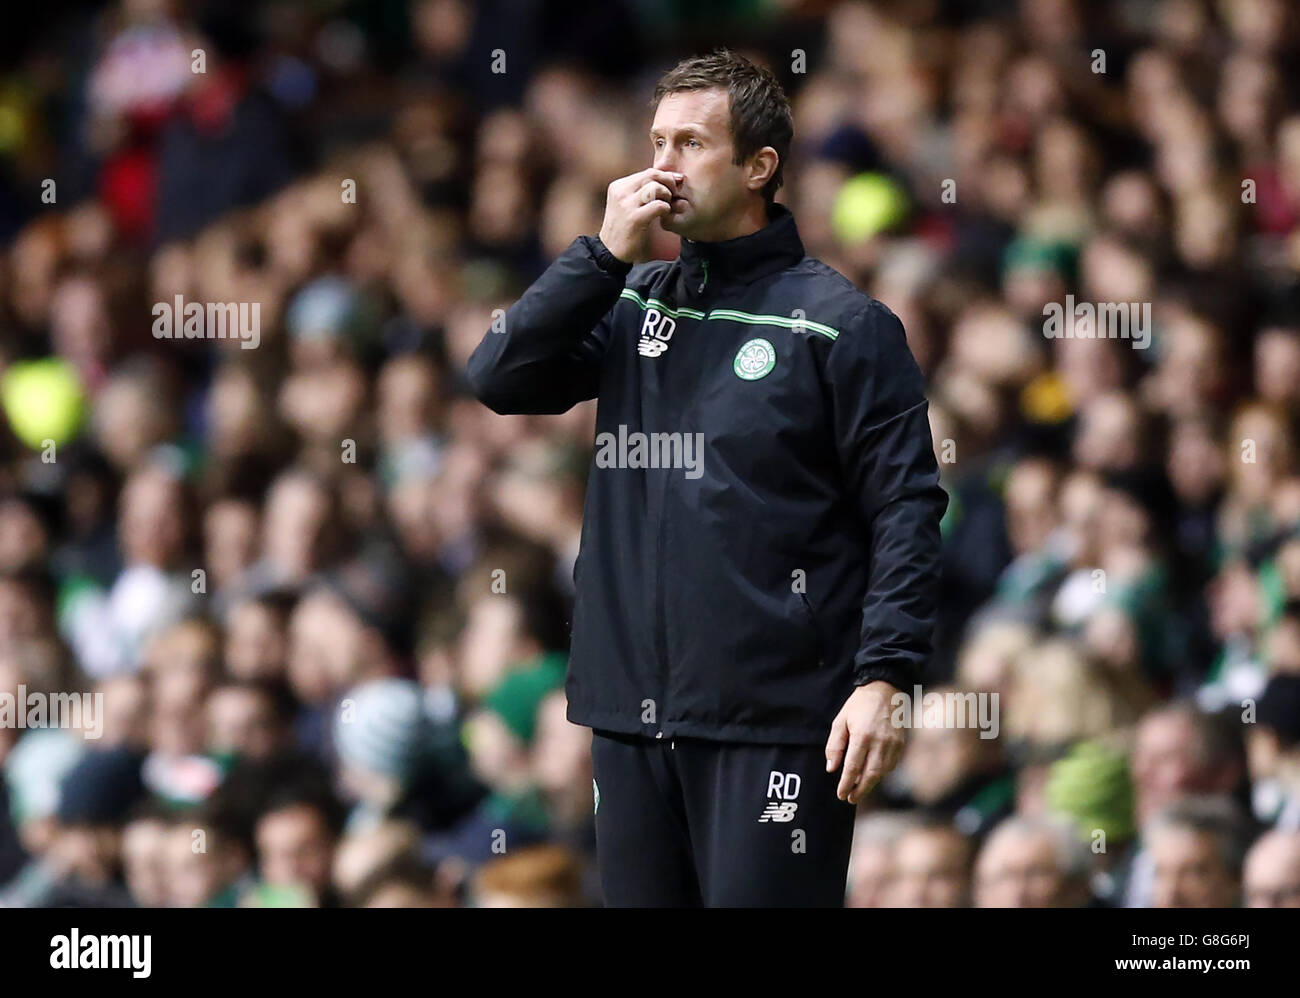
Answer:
[
  {"left": 637, "top": 307, "right": 676, "bottom": 357},
  {"left": 758, "top": 801, "right": 798, "bottom": 822},
  {"left": 757, "top": 769, "right": 801, "bottom": 822}
]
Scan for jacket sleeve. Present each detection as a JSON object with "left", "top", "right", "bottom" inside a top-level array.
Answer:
[
  {"left": 826, "top": 300, "right": 949, "bottom": 692},
  {"left": 465, "top": 235, "right": 630, "bottom": 415}
]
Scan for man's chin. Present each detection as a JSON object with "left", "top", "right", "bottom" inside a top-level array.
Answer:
[{"left": 661, "top": 210, "right": 696, "bottom": 237}]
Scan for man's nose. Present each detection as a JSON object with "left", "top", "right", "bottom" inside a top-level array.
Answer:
[{"left": 654, "top": 149, "right": 679, "bottom": 174}]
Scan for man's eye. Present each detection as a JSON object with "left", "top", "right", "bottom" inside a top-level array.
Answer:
[{"left": 687, "top": 139, "right": 700, "bottom": 148}]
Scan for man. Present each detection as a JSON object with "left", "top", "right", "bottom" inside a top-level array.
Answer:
[
  {"left": 1132, "top": 702, "right": 1244, "bottom": 828},
  {"left": 1147, "top": 796, "right": 1250, "bottom": 908},
  {"left": 161, "top": 814, "right": 252, "bottom": 907},
  {"left": 846, "top": 812, "right": 921, "bottom": 907},
  {"left": 207, "top": 680, "right": 291, "bottom": 762},
  {"left": 467, "top": 49, "right": 947, "bottom": 906},
  {"left": 890, "top": 683, "right": 1014, "bottom": 839},
  {"left": 1123, "top": 702, "right": 1245, "bottom": 906},
  {"left": 973, "top": 815, "right": 1093, "bottom": 908},
  {"left": 1246, "top": 674, "right": 1300, "bottom": 829},
  {"left": 253, "top": 792, "right": 342, "bottom": 906},
  {"left": 890, "top": 820, "right": 971, "bottom": 908},
  {"left": 1242, "top": 828, "right": 1300, "bottom": 907}
]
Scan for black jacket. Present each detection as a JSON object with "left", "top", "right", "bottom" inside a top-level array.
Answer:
[{"left": 467, "top": 203, "right": 948, "bottom": 744}]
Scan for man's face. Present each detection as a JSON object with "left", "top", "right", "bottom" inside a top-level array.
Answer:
[
  {"left": 263, "top": 475, "right": 330, "bottom": 581},
  {"left": 846, "top": 841, "right": 896, "bottom": 908},
  {"left": 975, "top": 830, "right": 1076, "bottom": 908},
  {"left": 119, "top": 470, "right": 185, "bottom": 569},
  {"left": 164, "top": 826, "right": 241, "bottom": 907},
  {"left": 650, "top": 88, "right": 754, "bottom": 241},
  {"left": 1256, "top": 329, "right": 1300, "bottom": 404},
  {"left": 207, "top": 688, "right": 280, "bottom": 760},
  {"left": 1150, "top": 826, "right": 1238, "bottom": 908},
  {"left": 151, "top": 666, "right": 208, "bottom": 755},
  {"left": 224, "top": 600, "right": 286, "bottom": 681},
  {"left": 1243, "top": 833, "right": 1300, "bottom": 908},
  {"left": 1005, "top": 463, "right": 1057, "bottom": 555},
  {"left": 891, "top": 828, "right": 969, "bottom": 907},
  {"left": 458, "top": 596, "right": 527, "bottom": 698},
  {"left": 256, "top": 804, "right": 335, "bottom": 899},
  {"left": 122, "top": 819, "right": 170, "bottom": 907},
  {"left": 1133, "top": 713, "right": 1202, "bottom": 825},
  {"left": 901, "top": 720, "right": 981, "bottom": 805},
  {"left": 204, "top": 499, "right": 258, "bottom": 589},
  {"left": 288, "top": 591, "right": 363, "bottom": 703}
]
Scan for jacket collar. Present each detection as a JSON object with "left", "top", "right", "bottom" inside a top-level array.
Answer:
[{"left": 678, "top": 202, "right": 805, "bottom": 297}]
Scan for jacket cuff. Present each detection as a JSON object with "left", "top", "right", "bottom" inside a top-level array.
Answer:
[
  {"left": 853, "top": 660, "right": 915, "bottom": 693},
  {"left": 587, "top": 236, "right": 633, "bottom": 278}
]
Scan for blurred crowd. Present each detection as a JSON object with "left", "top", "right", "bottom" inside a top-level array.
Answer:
[{"left": 1, "top": 0, "right": 1300, "bottom": 907}]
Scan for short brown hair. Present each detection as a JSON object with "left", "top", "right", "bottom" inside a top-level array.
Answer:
[{"left": 651, "top": 49, "right": 793, "bottom": 203}]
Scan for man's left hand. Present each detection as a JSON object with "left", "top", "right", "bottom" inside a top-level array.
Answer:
[{"left": 824, "top": 680, "right": 906, "bottom": 804}]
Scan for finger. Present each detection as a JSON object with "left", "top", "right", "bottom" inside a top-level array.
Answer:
[
  {"left": 836, "top": 728, "right": 870, "bottom": 801},
  {"left": 825, "top": 715, "right": 848, "bottom": 773},
  {"left": 628, "top": 198, "right": 672, "bottom": 224},
  {"left": 634, "top": 167, "right": 684, "bottom": 190},
  {"left": 850, "top": 737, "right": 888, "bottom": 804},
  {"left": 632, "top": 182, "right": 673, "bottom": 206}
]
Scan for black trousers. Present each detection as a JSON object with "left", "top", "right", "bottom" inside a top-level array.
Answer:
[{"left": 590, "top": 729, "right": 857, "bottom": 907}]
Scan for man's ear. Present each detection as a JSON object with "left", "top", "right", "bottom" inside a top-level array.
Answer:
[{"left": 747, "top": 147, "right": 779, "bottom": 194}]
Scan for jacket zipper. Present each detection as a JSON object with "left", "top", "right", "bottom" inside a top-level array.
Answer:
[
  {"left": 652, "top": 275, "right": 676, "bottom": 739},
  {"left": 655, "top": 254, "right": 704, "bottom": 738},
  {"left": 653, "top": 482, "right": 669, "bottom": 739},
  {"left": 798, "top": 591, "right": 826, "bottom": 668}
]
